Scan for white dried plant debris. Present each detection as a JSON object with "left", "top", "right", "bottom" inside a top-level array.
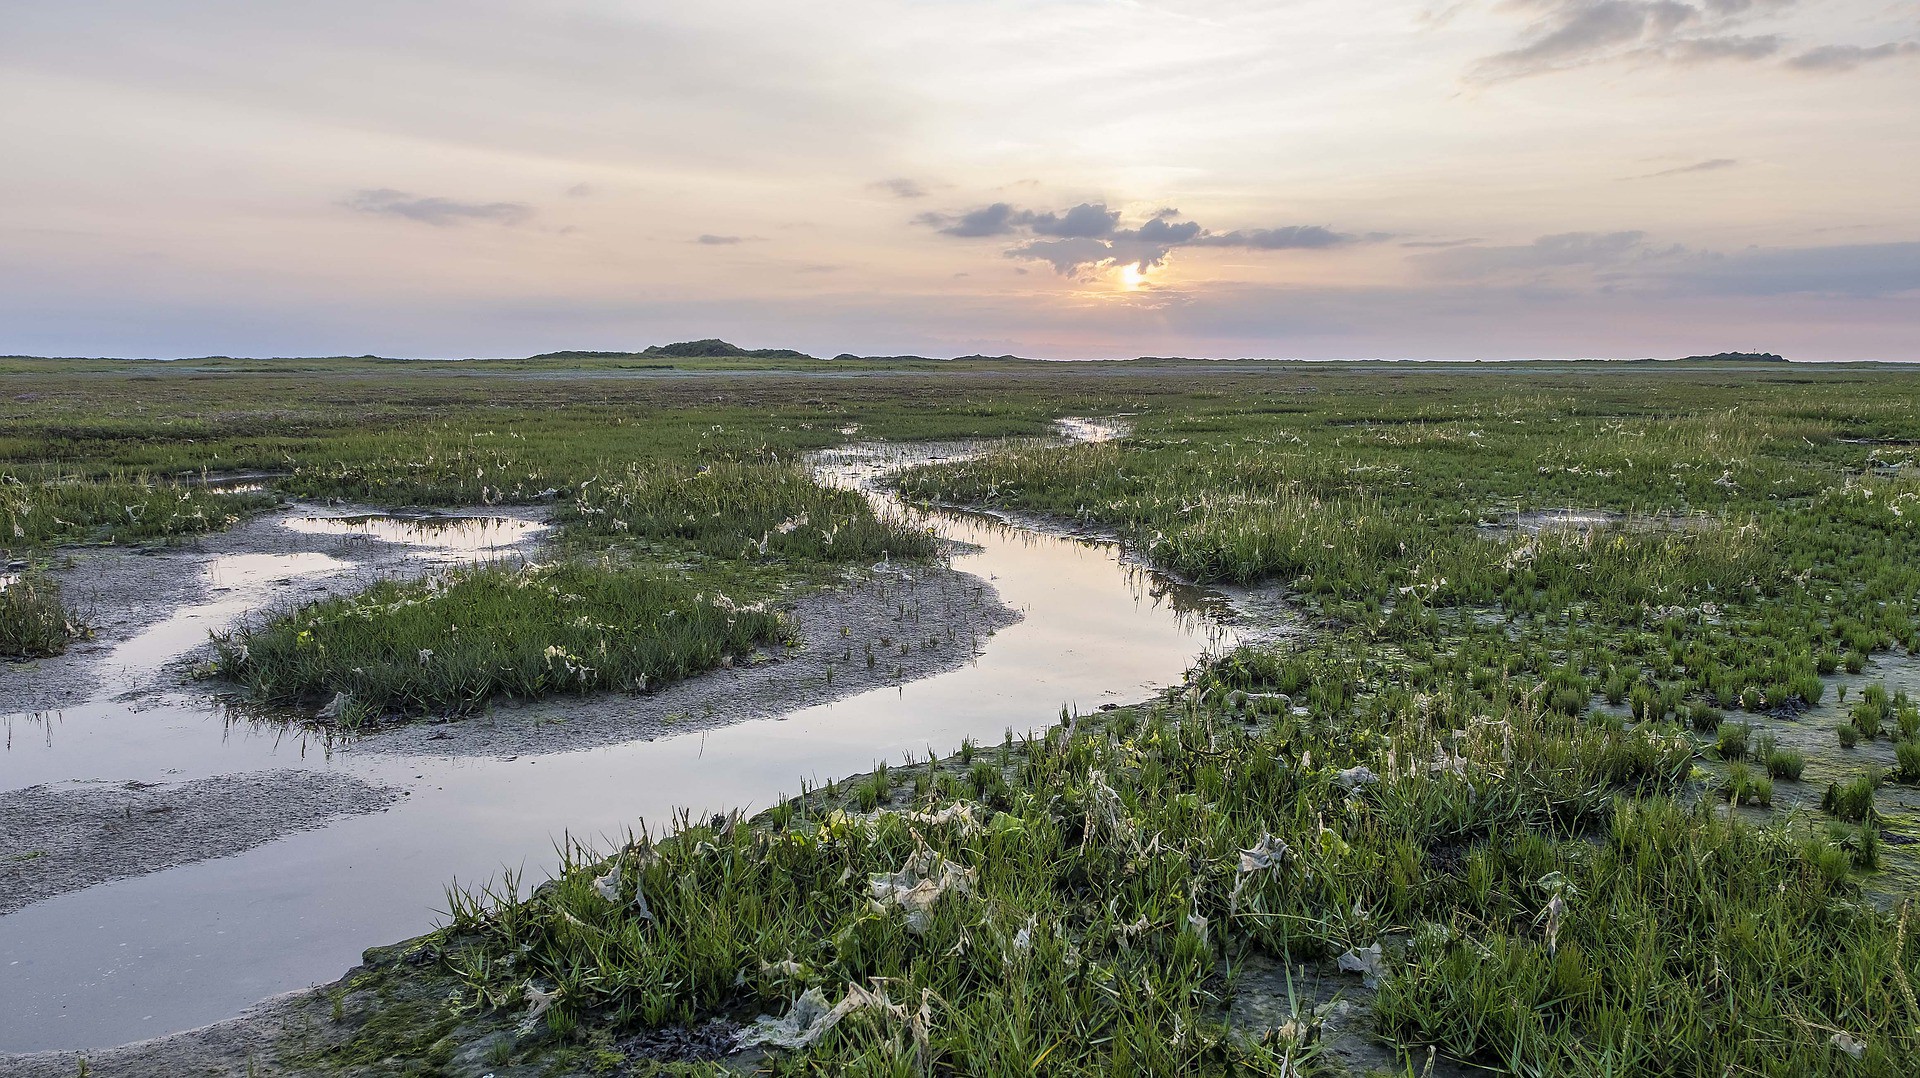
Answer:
[
  {"left": 759, "top": 957, "right": 808, "bottom": 979},
  {"left": 1829, "top": 1031, "right": 1866, "bottom": 1059},
  {"left": 631, "top": 877, "right": 657, "bottom": 922},
  {"left": 737, "top": 981, "right": 920, "bottom": 1051},
  {"left": 1082, "top": 769, "right": 1140, "bottom": 848},
  {"left": 868, "top": 840, "right": 975, "bottom": 933},
  {"left": 1427, "top": 743, "right": 1469, "bottom": 777},
  {"left": 1335, "top": 766, "right": 1379, "bottom": 791},
  {"left": 1186, "top": 909, "right": 1210, "bottom": 945},
  {"left": 901, "top": 803, "right": 980, "bottom": 831},
  {"left": 738, "top": 986, "right": 835, "bottom": 1049},
  {"left": 1011, "top": 916, "right": 1038, "bottom": 954},
  {"left": 591, "top": 863, "right": 622, "bottom": 903},
  {"left": 521, "top": 981, "right": 561, "bottom": 1027},
  {"left": 1238, "top": 833, "right": 1292, "bottom": 874},
  {"left": 1336, "top": 942, "right": 1384, "bottom": 989},
  {"left": 1535, "top": 872, "right": 1577, "bottom": 956}
]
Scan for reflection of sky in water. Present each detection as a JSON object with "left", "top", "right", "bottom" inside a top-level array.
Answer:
[
  {"left": 0, "top": 420, "right": 1231, "bottom": 1052},
  {"left": 282, "top": 513, "right": 547, "bottom": 557}
]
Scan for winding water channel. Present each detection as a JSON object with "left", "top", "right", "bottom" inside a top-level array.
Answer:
[{"left": 0, "top": 423, "right": 1234, "bottom": 1054}]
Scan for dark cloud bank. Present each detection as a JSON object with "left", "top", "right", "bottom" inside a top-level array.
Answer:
[
  {"left": 915, "top": 202, "right": 1361, "bottom": 275},
  {"left": 1421, "top": 229, "right": 1920, "bottom": 297}
]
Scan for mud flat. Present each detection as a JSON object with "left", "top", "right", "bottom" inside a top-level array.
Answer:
[{"left": 0, "top": 770, "right": 401, "bottom": 915}]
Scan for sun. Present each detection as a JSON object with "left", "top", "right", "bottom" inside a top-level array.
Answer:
[{"left": 1119, "top": 263, "right": 1148, "bottom": 291}]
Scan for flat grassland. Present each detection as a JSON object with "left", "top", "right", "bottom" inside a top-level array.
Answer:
[{"left": 6, "top": 357, "right": 1920, "bottom": 1075}]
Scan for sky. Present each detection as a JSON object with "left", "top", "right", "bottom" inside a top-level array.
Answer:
[{"left": 3, "top": 0, "right": 1918, "bottom": 361}]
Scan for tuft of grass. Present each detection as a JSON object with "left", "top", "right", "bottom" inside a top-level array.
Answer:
[
  {"left": 1766, "top": 747, "right": 1806, "bottom": 781},
  {"left": 1714, "top": 722, "right": 1751, "bottom": 761},
  {"left": 1822, "top": 774, "right": 1879, "bottom": 823},
  {"left": 1853, "top": 685, "right": 1892, "bottom": 740},
  {"left": 1895, "top": 741, "right": 1920, "bottom": 784},
  {"left": 217, "top": 560, "right": 784, "bottom": 722},
  {"left": 1720, "top": 762, "right": 1773, "bottom": 806},
  {"left": 0, "top": 574, "right": 86, "bottom": 658}
]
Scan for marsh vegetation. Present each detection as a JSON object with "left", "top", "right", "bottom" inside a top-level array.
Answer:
[
  {"left": 8, "top": 360, "right": 1920, "bottom": 1074},
  {"left": 0, "top": 573, "right": 85, "bottom": 658}
]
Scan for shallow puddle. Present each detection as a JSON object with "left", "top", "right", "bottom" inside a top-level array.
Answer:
[
  {"left": 281, "top": 513, "right": 547, "bottom": 556},
  {"left": 0, "top": 421, "right": 1233, "bottom": 1052}
]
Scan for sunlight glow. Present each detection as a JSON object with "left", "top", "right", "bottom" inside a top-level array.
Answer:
[{"left": 1119, "top": 263, "right": 1148, "bottom": 291}]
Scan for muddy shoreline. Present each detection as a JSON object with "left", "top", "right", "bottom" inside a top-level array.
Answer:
[{"left": 0, "top": 771, "right": 403, "bottom": 916}]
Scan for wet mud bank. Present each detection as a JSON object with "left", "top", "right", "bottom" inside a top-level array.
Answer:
[
  {"left": 0, "top": 770, "right": 402, "bottom": 915},
  {"left": 366, "top": 558, "right": 1021, "bottom": 758}
]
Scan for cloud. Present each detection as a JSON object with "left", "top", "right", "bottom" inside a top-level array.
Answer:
[
  {"left": 915, "top": 202, "right": 1023, "bottom": 237},
  {"left": 923, "top": 201, "right": 1360, "bottom": 276},
  {"left": 1471, "top": 0, "right": 1794, "bottom": 80},
  {"left": 915, "top": 201, "right": 1121, "bottom": 239},
  {"left": 1192, "top": 225, "right": 1349, "bottom": 250},
  {"left": 1666, "top": 34, "right": 1781, "bottom": 61},
  {"left": 1788, "top": 42, "right": 1920, "bottom": 72},
  {"left": 1636, "top": 157, "right": 1740, "bottom": 178},
  {"left": 342, "top": 189, "right": 533, "bottom": 227},
  {"left": 1422, "top": 230, "right": 1920, "bottom": 298},
  {"left": 1417, "top": 230, "right": 1686, "bottom": 278},
  {"left": 1026, "top": 203, "right": 1122, "bottom": 238},
  {"left": 1012, "top": 236, "right": 1131, "bottom": 275},
  {"left": 695, "top": 234, "right": 746, "bottom": 245},
  {"left": 1672, "top": 241, "right": 1920, "bottom": 296},
  {"left": 870, "top": 178, "right": 928, "bottom": 199}
]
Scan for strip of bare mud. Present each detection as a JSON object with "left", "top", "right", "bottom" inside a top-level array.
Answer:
[{"left": 0, "top": 771, "right": 402, "bottom": 915}]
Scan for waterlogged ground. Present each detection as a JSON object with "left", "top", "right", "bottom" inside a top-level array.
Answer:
[
  {"left": 0, "top": 423, "right": 1234, "bottom": 1054},
  {"left": 9, "top": 367, "right": 1920, "bottom": 1074}
]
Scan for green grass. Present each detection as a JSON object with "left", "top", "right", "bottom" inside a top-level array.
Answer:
[
  {"left": 216, "top": 560, "right": 786, "bottom": 723},
  {"left": 429, "top": 693, "right": 1914, "bottom": 1075},
  {"left": 1896, "top": 742, "right": 1920, "bottom": 784},
  {"left": 1, "top": 473, "right": 278, "bottom": 553},
  {"left": 560, "top": 459, "right": 934, "bottom": 563},
  {"left": 1768, "top": 747, "right": 1808, "bottom": 781},
  {"left": 17, "top": 358, "right": 1920, "bottom": 1071},
  {"left": 0, "top": 574, "right": 85, "bottom": 658}
]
